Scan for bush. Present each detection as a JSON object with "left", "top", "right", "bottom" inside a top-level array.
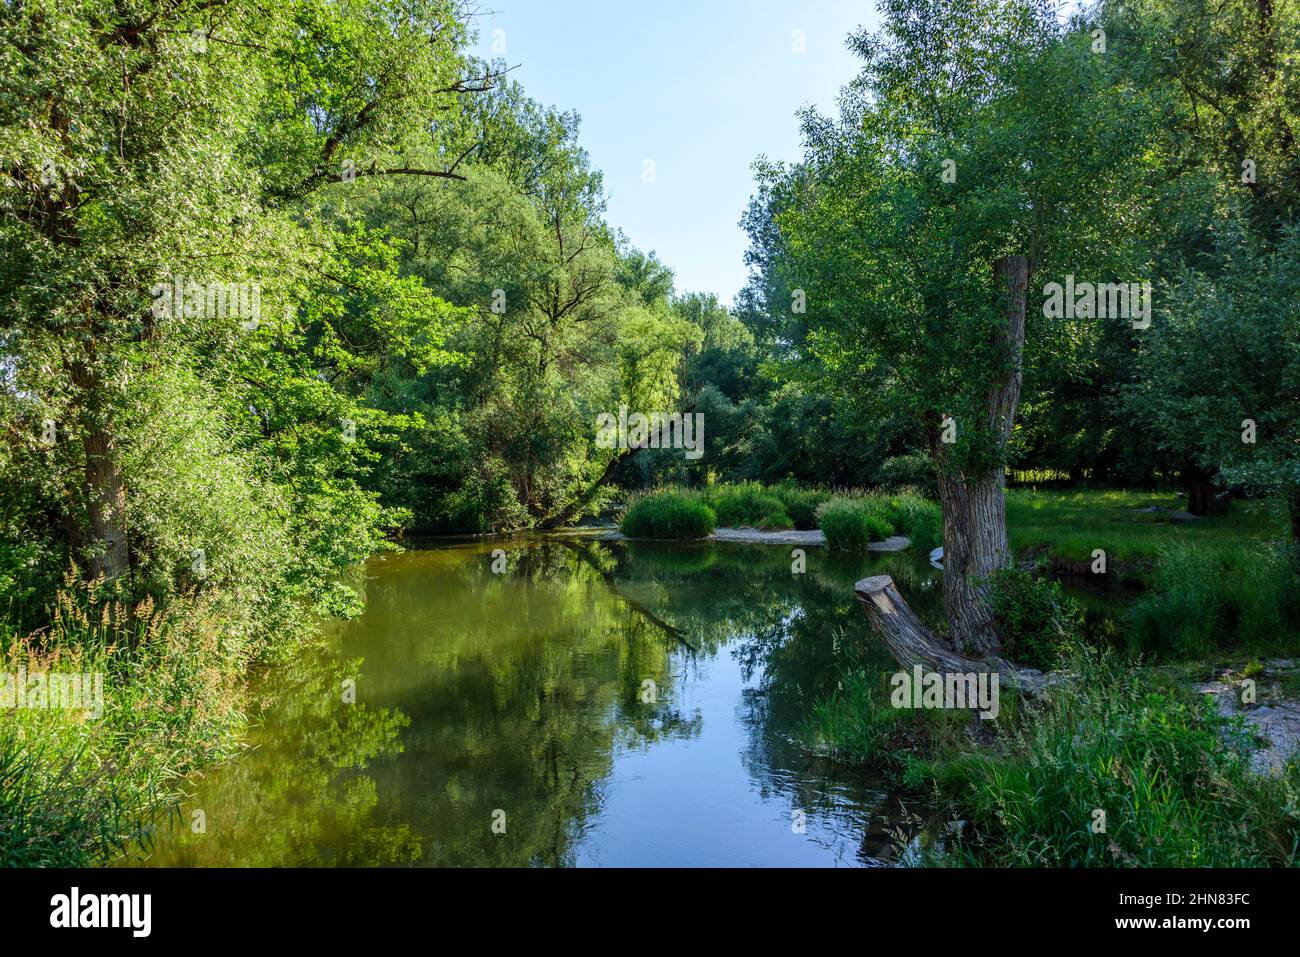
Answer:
[
  {"left": 755, "top": 508, "right": 795, "bottom": 531},
  {"left": 989, "top": 567, "right": 1081, "bottom": 670},
  {"left": 428, "top": 471, "right": 530, "bottom": 534},
  {"left": 772, "top": 483, "right": 831, "bottom": 530},
  {"left": 816, "top": 497, "right": 896, "bottom": 551},
  {"left": 704, "top": 482, "right": 793, "bottom": 529},
  {"left": 620, "top": 492, "right": 716, "bottom": 539}
]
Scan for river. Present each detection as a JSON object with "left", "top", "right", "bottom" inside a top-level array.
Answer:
[{"left": 137, "top": 534, "right": 949, "bottom": 867}]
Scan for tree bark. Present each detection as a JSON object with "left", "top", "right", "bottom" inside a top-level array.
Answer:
[
  {"left": 935, "top": 470, "right": 1009, "bottom": 656},
  {"left": 69, "top": 355, "right": 131, "bottom": 583},
  {"left": 988, "top": 256, "right": 1030, "bottom": 448},
  {"left": 81, "top": 421, "right": 130, "bottom": 582},
  {"left": 932, "top": 255, "right": 1031, "bottom": 656}
]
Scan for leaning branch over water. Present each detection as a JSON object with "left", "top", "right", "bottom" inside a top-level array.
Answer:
[{"left": 556, "top": 539, "right": 697, "bottom": 654}]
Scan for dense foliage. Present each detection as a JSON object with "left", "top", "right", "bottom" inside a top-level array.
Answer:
[
  {"left": 2, "top": 0, "right": 1299, "bottom": 867},
  {"left": 988, "top": 567, "right": 1080, "bottom": 670}
]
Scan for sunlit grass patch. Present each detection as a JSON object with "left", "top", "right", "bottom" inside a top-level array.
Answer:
[
  {"left": 619, "top": 491, "right": 716, "bottom": 539},
  {"left": 1006, "top": 488, "right": 1281, "bottom": 566}
]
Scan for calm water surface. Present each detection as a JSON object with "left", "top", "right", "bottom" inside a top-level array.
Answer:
[{"left": 139, "top": 535, "right": 947, "bottom": 867}]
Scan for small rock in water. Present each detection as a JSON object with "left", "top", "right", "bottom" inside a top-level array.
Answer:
[{"left": 869, "top": 535, "right": 912, "bottom": 552}]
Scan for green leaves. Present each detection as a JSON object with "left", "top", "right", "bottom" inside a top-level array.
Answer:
[
  {"left": 0, "top": 0, "right": 495, "bottom": 619},
  {"left": 756, "top": 1, "right": 1159, "bottom": 476},
  {"left": 1126, "top": 222, "right": 1300, "bottom": 500}
]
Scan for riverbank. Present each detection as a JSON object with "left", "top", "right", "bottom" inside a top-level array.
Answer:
[
  {"left": 618, "top": 483, "right": 942, "bottom": 552},
  {"left": 0, "top": 583, "right": 273, "bottom": 866},
  {"left": 799, "top": 487, "right": 1300, "bottom": 866},
  {"left": 582, "top": 525, "right": 912, "bottom": 550},
  {"left": 0, "top": 507, "right": 362, "bottom": 867},
  {"left": 805, "top": 647, "right": 1300, "bottom": 866}
]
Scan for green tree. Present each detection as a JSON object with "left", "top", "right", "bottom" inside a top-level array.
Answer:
[
  {"left": 0, "top": 0, "right": 480, "bottom": 606},
  {"left": 1127, "top": 222, "right": 1300, "bottom": 551},
  {"left": 759, "top": 0, "right": 1155, "bottom": 652},
  {"left": 353, "top": 85, "right": 699, "bottom": 530}
]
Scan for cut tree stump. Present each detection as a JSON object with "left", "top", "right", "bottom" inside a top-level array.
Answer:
[{"left": 854, "top": 575, "right": 1058, "bottom": 695}]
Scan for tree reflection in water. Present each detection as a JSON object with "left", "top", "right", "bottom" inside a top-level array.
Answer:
[{"left": 137, "top": 537, "right": 941, "bottom": 866}]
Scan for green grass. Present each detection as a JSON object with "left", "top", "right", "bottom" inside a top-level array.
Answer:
[
  {"left": 1128, "top": 543, "right": 1300, "bottom": 658},
  {"left": 771, "top": 483, "right": 832, "bottom": 530},
  {"left": 1007, "top": 488, "right": 1299, "bottom": 657},
  {"left": 815, "top": 496, "right": 896, "bottom": 551},
  {"left": 1006, "top": 488, "right": 1281, "bottom": 569},
  {"left": 1, "top": 582, "right": 254, "bottom": 866},
  {"left": 620, "top": 491, "right": 716, "bottom": 539},
  {"left": 807, "top": 648, "right": 1300, "bottom": 867},
  {"left": 951, "top": 650, "right": 1300, "bottom": 866},
  {"left": 702, "top": 482, "right": 793, "bottom": 530},
  {"left": 815, "top": 488, "right": 942, "bottom": 552},
  {"left": 806, "top": 653, "right": 978, "bottom": 768}
]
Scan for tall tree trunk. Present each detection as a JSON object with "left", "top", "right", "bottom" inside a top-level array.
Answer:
[
  {"left": 70, "top": 357, "right": 130, "bottom": 582},
  {"left": 936, "top": 470, "right": 1010, "bottom": 655},
  {"left": 934, "top": 255, "right": 1031, "bottom": 656},
  {"left": 82, "top": 422, "right": 130, "bottom": 581}
]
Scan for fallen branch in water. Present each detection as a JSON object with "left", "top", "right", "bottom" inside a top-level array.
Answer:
[{"left": 555, "top": 538, "right": 697, "bottom": 654}]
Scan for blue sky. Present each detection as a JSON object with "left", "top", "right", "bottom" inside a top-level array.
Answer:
[{"left": 470, "top": 1, "right": 879, "bottom": 305}]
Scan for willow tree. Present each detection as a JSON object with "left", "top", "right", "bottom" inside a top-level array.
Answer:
[
  {"left": 0, "top": 0, "right": 486, "bottom": 589},
  {"left": 764, "top": 0, "right": 1154, "bottom": 653},
  {"left": 1102, "top": 0, "right": 1300, "bottom": 520},
  {"left": 353, "top": 82, "right": 699, "bottom": 532}
]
